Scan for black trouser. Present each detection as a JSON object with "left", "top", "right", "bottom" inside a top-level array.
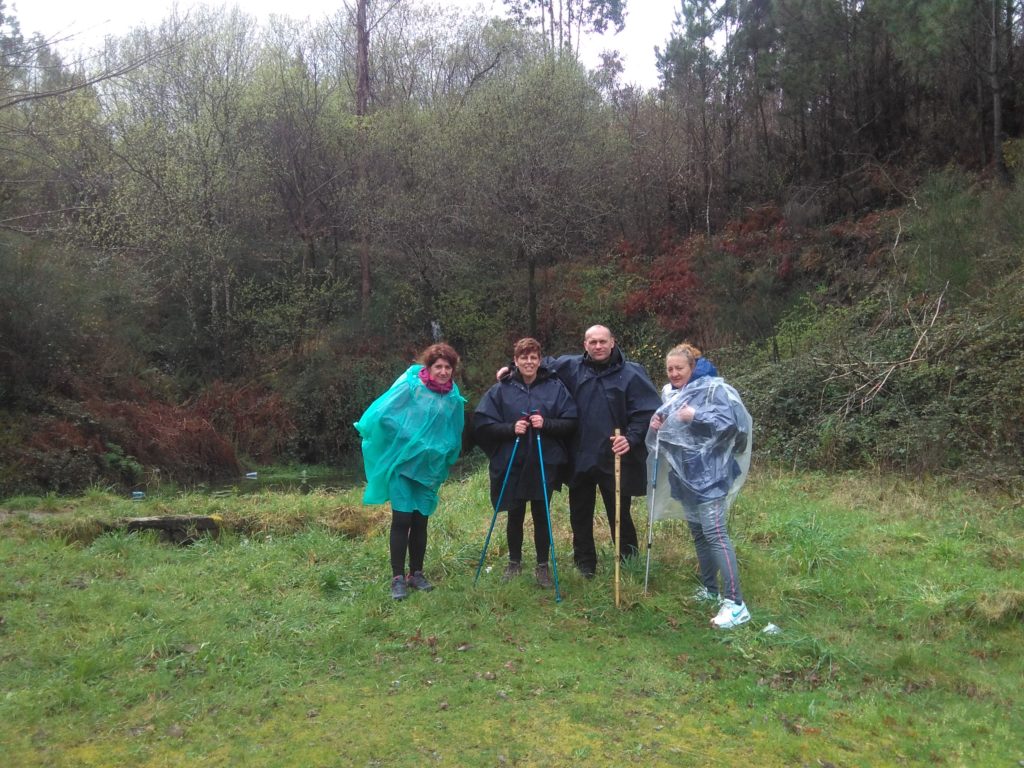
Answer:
[
  {"left": 568, "top": 470, "right": 639, "bottom": 572},
  {"left": 506, "top": 499, "right": 551, "bottom": 565},
  {"left": 390, "top": 509, "right": 428, "bottom": 577}
]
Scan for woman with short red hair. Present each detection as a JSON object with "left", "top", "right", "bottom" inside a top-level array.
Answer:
[{"left": 355, "top": 343, "right": 466, "bottom": 600}]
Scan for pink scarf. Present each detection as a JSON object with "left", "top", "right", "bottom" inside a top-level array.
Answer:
[{"left": 419, "top": 366, "right": 453, "bottom": 394}]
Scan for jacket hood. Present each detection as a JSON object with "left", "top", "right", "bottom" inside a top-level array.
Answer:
[
  {"left": 506, "top": 363, "right": 556, "bottom": 385},
  {"left": 690, "top": 356, "right": 718, "bottom": 382}
]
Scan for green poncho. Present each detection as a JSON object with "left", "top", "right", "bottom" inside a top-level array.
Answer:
[{"left": 354, "top": 365, "right": 465, "bottom": 515}]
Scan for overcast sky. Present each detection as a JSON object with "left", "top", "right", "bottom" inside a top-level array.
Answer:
[{"left": 12, "top": 0, "right": 679, "bottom": 90}]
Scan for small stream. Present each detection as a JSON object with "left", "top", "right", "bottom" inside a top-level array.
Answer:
[
  {"left": 131, "top": 453, "right": 487, "bottom": 500},
  {"left": 202, "top": 466, "right": 361, "bottom": 496}
]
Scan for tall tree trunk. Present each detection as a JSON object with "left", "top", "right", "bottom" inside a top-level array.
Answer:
[
  {"left": 758, "top": 98, "right": 771, "bottom": 162},
  {"left": 305, "top": 238, "right": 316, "bottom": 273},
  {"left": 356, "top": 0, "right": 372, "bottom": 321},
  {"left": 525, "top": 244, "right": 537, "bottom": 338},
  {"left": 356, "top": 0, "right": 369, "bottom": 115},
  {"left": 976, "top": 72, "right": 987, "bottom": 165},
  {"left": 989, "top": 0, "right": 1011, "bottom": 184}
]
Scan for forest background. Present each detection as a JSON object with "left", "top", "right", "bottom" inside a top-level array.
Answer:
[{"left": 1, "top": 0, "right": 1022, "bottom": 496}]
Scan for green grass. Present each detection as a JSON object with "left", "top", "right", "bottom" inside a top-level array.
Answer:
[{"left": 1, "top": 467, "right": 1021, "bottom": 766}]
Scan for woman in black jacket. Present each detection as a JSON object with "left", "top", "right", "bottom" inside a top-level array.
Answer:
[{"left": 474, "top": 338, "right": 577, "bottom": 587}]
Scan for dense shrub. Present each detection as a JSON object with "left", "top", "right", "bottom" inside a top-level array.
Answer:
[
  {"left": 731, "top": 270, "right": 1024, "bottom": 486},
  {"left": 1, "top": 413, "right": 104, "bottom": 494},
  {"left": 189, "top": 382, "right": 296, "bottom": 463},
  {"left": 3, "top": 171, "right": 1023, "bottom": 494},
  {"left": 0, "top": 394, "right": 243, "bottom": 496},
  {"left": 283, "top": 344, "right": 403, "bottom": 465}
]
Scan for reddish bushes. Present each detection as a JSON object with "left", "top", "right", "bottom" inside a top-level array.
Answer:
[
  {"left": 623, "top": 237, "right": 703, "bottom": 336},
  {"left": 83, "top": 396, "right": 240, "bottom": 483},
  {"left": 189, "top": 382, "right": 296, "bottom": 463},
  {"left": 0, "top": 383, "right": 301, "bottom": 495}
]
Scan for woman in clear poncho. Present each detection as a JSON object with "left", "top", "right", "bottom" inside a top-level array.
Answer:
[
  {"left": 354, "top": 343, "right": 466, "bottom": 601},
  {"left": 647, "top": 343, "right": 753, "bottom": 629}
]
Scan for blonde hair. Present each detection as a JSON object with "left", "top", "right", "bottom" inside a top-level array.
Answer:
[{"left": 666, "top": 343, "right": 701, "bottom": 366}]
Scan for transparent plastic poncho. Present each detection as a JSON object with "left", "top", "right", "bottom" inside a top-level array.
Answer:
[
  {"left": 354, "top": 365, "right": 466, "bottom": 516},
  {"left": 645, "top": 376, "right": 752, "bottom": 524}
]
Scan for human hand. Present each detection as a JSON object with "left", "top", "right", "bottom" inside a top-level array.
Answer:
[
  {"left": 514, "top": 418, "right": 529, "bottom": 436},
  {"left": 496, "top": 366, "right": 509, "bottom": 382},
  {"left": 676, "top": 405, "right": 695, "bottom": 423},
  {"left": 529, "top": 413, "right": 544, "bottom": 430},
  {"left": 610, "top": 434, "right": 630, "bottom": 455},
  {"left": 650, "top": 414, "right": 663, "bottom": 430}
]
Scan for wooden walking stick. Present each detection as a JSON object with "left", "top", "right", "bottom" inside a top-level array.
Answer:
[{"left": 614, "top": 428, "right": 621, "bottom": 608}]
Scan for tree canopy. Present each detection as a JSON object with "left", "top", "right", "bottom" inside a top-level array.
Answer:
[{"left": 1, "top": 0, "right": 1022, "bottom": 492}]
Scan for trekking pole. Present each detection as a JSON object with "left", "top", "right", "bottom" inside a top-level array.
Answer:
[
  {"left": 474, "top": 434, "right": 520, "bottom": 585},
  {"left": 614, "top": 428, "right": 622, "bottom": 608},
  {"left": 644, "top": 437, "right": 659, "bottom": 595},
  {"left": 532, "top": 412, "right": 562, "bottom": 603}
]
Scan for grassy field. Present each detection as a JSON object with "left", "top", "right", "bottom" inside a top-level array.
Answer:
[{"left": 1, "top": 465, "right": 1021, "bottom": 767}]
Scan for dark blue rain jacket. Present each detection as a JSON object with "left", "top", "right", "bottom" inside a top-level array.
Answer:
[
  {"left": 474, "top": 367, "right": 577, "bottom": 507},
  {"left": 546, "top": 347, "right": 662, "bottom": 496}
]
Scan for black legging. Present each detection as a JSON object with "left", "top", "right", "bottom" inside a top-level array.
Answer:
[
  {"left": 390, "top": 509, "right": 428, "bottom": 577},
  {"left": 506, "top": 499, "right": 551, "bottom": 564}
]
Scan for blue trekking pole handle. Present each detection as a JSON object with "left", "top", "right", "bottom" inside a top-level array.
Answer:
[{"left": 474, "top": 433, "right": 520, "bottom": 584}]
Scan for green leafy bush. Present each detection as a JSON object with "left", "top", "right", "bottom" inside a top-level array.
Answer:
[
  {"left": 731, "top": 270, "right": 1024, "bottom": 485},
  {"left": 905, "top": 169, "right": 1024, "bottom": 297},
  {"left": 283, "top": 347, "right": 402, "bottom": 465}
]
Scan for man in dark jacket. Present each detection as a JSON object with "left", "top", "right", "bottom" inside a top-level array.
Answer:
[{"left": 544, "top": 325, "right": 662, "bottom": 577}]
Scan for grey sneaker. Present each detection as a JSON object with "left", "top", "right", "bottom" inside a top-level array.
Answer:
[
  {"left": 407, "top": 571, "right": 433, "bottom": 591},
  {"left": 502, "top": 561, "right": 523, "bottom": 581},
  {"left": 390, "top": 575, "right": 408, "bottom": 600},
  {"left": 534, "top": 563, "right": 553, "bottom": 589},
  {"left": 693, "top": 586, "right": 721, "bottom": 605}
]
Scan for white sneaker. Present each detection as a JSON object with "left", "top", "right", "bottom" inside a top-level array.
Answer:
[
  {"left": 711, "top": 599, "right": 751, "bottom": 629},
  {"left": 692, "top": 586, "right": 721, "bottom": 605}
]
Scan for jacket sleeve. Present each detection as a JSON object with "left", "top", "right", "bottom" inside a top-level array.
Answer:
[
  {"left": 543, "top": 355, "right": 578, "bottom": 392},
  {"left": 689, "top": 386, "right": 737, "bottom": 439},
  {"left": 624, "top": 365, "right": 662, "bottom": 448},
  {"left": 541, "top": 416, "right": 576, "bottom": 438},
  {"left": 473, "top": 384, "right": 518, "bottom": 455},
  {"left": 476, "top": 420, "right": 517, "bottom": 443},
  {"left": 538, "top": 378, "right": 578, "bottom": 439}
]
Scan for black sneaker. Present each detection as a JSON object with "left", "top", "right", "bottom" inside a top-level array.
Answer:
[
  {"left": 390, "top": 575, "right": 408, "bottom": 600},
  {"left": 407, "top": 571, "right": 433, "bottom": 591},
  {"left": 502, "top": 561, "right": 523, "bottom": 582},
  {"left": 534, "top": 563, "right": 553, "bottom": 589}
]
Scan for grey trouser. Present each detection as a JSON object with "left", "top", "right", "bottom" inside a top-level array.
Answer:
[{"left": 686, "top": 497, "right": 743, "bottom": 604}]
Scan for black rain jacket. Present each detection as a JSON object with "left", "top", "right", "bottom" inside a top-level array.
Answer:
[
  {"left": 545, "top": 347, "right": 662, "bottom": 496},
  {"left": 473, "top": 367, "right": 578, "bottom": 507}
]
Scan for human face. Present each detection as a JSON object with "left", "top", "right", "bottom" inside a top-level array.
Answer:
[
  {"left": 666, "top": 354, "right": 693, "bottom": 390},
  {"left": 514, "top": 351, "right": 541, "bottom": 383},
  {"left": 429, "top": 358, "right": 453, "bottom": 385},
  {"left": 583, "top": 326, "right": 615, "bottom": 362}
]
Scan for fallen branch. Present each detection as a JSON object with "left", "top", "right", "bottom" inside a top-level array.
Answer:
[{"left": 814, "top": 288, "right": 947, "bottom": 415}]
